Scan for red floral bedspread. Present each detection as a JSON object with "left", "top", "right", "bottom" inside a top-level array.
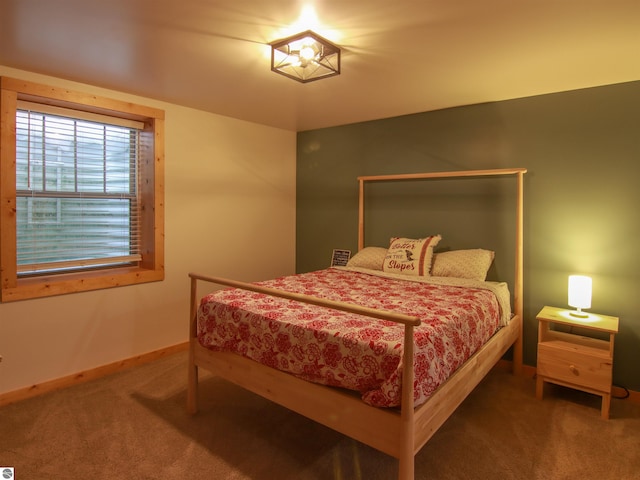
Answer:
[{"left": 197, "top": 268, "right": 503, "bottom": 408}]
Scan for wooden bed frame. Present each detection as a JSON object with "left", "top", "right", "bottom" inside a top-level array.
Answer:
[{"left": 187, "top": 168, "right": 526, "bottom": 480}]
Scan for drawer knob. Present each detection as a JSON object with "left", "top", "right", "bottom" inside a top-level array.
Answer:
[{"left": 569, "top": 364, "right": 579, "bottom": 376}]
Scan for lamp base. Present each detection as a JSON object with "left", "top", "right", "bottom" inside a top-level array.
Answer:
[{"left": 569, "top": 310, "right": 589, "bottom": 318}]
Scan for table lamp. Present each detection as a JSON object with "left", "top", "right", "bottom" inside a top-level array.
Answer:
[{"left": 568, "top": 275, "right": 592, "bottom": 318}]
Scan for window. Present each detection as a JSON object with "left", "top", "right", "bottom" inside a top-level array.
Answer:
[{"left": 1, "top": 77, "right": 165, "bottom": 301}]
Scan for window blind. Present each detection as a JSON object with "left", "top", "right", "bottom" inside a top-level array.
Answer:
[{"left": 15, "top": 102, "right": 142, "bottom": 275}]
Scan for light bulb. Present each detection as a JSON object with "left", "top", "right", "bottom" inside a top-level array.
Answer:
[{"left": 300, "top": 45, "right": 315, "bottom": 61}]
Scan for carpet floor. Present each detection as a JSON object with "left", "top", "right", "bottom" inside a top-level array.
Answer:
[{"left": 1, "top": 351, "right": 639, "bottom": 479}]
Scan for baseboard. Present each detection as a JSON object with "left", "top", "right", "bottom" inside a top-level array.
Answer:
[
  {"left": 0, "top": 342, "right": 188, "bottom": 408},
  {"left": 624, "top": 388, "right": 640, "bottom": 404},
  {"left": 494, "top": 359, "right": 640, "bottom": 405}
]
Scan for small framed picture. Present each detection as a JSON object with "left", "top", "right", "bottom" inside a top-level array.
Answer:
[{"left": 331, "top": 249, "right": 351, "bottom": 267}]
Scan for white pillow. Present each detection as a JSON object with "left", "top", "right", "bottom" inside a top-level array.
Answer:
[
  {"left": 431, "top": 249, "right": 495, "bottom": 281},
  {"left": 346, "top": 247, "right": 388, "bottom": 270},
  {"left": 383, "top": 235, "right": 441, "bottom": 276}
]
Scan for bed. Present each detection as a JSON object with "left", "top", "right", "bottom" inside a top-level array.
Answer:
[{"left": 187, "top": 168, "right": 526, "bottom": 480}]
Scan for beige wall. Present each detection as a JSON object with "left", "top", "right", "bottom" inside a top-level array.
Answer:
[{"left": 0, "top": 66, "right": 297, "bottom": 395}]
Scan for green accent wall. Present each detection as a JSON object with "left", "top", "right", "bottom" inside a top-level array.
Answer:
[{"left": 296, "top": 80, "right": 640, "bottom": 391}]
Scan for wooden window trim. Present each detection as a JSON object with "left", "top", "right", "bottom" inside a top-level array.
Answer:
[{"left": 0, "top": 77, "right": 164, "bottom": 302}]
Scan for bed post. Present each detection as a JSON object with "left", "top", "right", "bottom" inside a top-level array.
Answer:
[
  {"left": 512, "top": 171, "right": 525, "bottom": 375},
  {"left": 398, "top": 323, "right": 416, "bottom": 480},
  {"left": 187, "top": 275, "right": 199, "bottom": 414},
  {"left": 358, "top": 178, "right": 365, "bottom": 251}
]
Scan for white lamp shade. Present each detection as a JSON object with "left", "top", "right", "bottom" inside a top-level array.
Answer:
[{"left": 568, "top": 275, "right": 592, "bottom": 309}]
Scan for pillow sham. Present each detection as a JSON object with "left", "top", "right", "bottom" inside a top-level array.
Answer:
[
  {"left": 346, "top": 246, "right": 388, "bottom": 270},
  {"left": 431, "top": 248, "right": 495, "bottom": 281},
  {"left": 383, "top": 235, "right": 441, "bottom": 276}
]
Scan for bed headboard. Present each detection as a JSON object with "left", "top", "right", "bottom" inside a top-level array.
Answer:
[{"left": 356, "top": 168, "right": 526, "bottom": 368}]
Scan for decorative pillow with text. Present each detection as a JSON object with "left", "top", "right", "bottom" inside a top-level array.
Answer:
[{"left": 383, "top": 235, "right": 441, "bottom": 276}]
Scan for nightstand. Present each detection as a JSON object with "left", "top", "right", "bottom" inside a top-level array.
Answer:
[{"left": 536, "top": 305, "right": 619, "bottom": 419}]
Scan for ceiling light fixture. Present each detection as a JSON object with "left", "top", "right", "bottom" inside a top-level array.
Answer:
[{"left": 270, "top": 30, "right": 341, "bottom": 83}]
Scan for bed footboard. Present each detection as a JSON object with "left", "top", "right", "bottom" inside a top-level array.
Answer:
[{"left": 188, "top": 272, "right": 422, "bottom": 479}]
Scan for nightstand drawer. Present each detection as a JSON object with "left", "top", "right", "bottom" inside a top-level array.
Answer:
[{"left": 537, "top": 343, "right": 612, "bottom": 392}]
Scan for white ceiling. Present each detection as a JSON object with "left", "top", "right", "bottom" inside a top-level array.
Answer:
[{"left": 1, "top": 0, "right": 638, "bottom": 132}]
